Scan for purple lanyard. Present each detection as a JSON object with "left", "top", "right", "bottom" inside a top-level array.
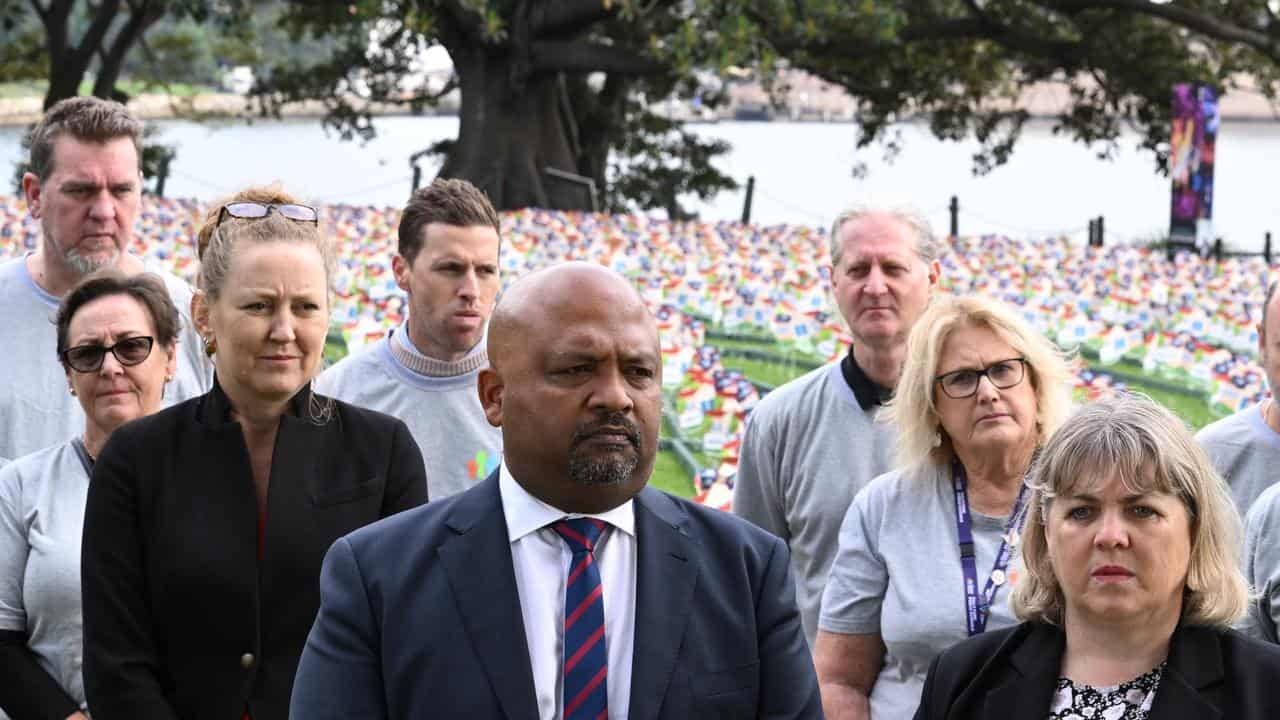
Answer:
[{"left": 951, "top": 461, "right": 1029, "bottom": 637}]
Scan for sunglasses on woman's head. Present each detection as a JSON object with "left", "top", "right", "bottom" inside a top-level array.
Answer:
[
  {"left": 61, "top": 336, "right": 155, "bottom": 373},
  {"left": 215, "top": 202, "right": 319, "bottom": 230}
]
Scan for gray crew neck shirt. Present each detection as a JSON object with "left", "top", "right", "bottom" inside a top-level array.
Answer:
[
  {"left": 819, "top": 463, "right": 1023, "bottom": 720},
  {"left": 1196, "top": 402, "right": 1280, "bottom": 516},
  {"left": 733, "top": 361, "right": 896, "bottom": 650},
  {"left": 0, "top": 255, "right": 213, "bottom": 462},
  {"left": 315, "top": 332, "right": 502, "bottom": 500},
  {"left": 1243, "top": 481, "right": 1280, "bottom": 642},
  {"left": 0, "top": 442, "right": 91, "bottom": 715}
]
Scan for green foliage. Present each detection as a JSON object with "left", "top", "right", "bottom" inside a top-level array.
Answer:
[
  {"left": 0, "top": 4, "right": 43, "bottom": 83},
  {"left": 605, "top": 101, "right": 738, "bottom": 219},
  {"left": 247, "top": 0, "right": 740, "bottom": 214},
  {"left": 731, "top": 0, "right": 1280, "bottom": 176}
]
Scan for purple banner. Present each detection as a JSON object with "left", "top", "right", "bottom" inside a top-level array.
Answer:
[{"left": 1169, "top": 84, "right": 1218, "bottom": 245}]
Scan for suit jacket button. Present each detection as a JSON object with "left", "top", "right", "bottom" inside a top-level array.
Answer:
[{"left": 241, "top": 653, "right": 255, "bottom": 669}]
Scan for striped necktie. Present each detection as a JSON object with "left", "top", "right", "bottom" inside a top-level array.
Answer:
[{"left": 552, "top": 518, "right": 609, "bottom": 720}]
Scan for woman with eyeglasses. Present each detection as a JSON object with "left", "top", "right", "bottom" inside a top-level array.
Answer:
[
  {"left": 814, "top": 294, "right": 1072, "bottom": 720},
  {"left": 81, "top": 186, "right": 428, "bottom": 720},
  {"left": 0, "top": 270, "right": 178, "bottom": 720}
]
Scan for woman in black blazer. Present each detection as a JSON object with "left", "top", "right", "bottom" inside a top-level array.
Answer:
[
  {"left": 915, "top": 395, "right": 1280, "bottom": 720},
  {"left": 81, "top": 186, "right": 428, "bottom": 720}
]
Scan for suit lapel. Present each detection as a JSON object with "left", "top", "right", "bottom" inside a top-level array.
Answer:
[
  {"left": 437, "top": 475, "right": 539, "bottom": 720},
  {"left": 1147, "top": 625, "right": 1223, "bottom": 720},
  {"left": 976, "top": 624, "right": 1063, "bottom": 720},
  {"left": 628, "top": 488, "right": 699, "bottom": 720}
]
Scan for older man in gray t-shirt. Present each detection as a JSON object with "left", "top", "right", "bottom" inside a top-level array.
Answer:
[
  {"left": 734, "top": 209, "right": 941, "bottom": 650},
  {"left": 1, "top": 97, "right": 211, "bottom": 463}
]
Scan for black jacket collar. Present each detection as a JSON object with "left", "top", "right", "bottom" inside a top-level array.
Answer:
[
  {"left": 983, "top": 622, "right": 1226, "bottom": 720},
  {"left": 197, "top": 375, "right": 316, "bottom": 426}
]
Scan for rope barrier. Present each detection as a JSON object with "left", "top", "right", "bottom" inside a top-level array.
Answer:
[
  {"left": 311, "top": 175, "right": 414, "bottom": 204},
  {"left": 751, "top": 183, "right": 829, "bottom": 225}
]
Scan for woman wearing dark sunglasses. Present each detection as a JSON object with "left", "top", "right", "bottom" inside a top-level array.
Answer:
[
  {"left": 0, "top": 270, "right": 178, "bottom": 720},
  {"left": 81, "top": 186, "right": 428, "bottom": 720}
]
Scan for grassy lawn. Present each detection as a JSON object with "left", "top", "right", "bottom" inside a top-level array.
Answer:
[
  {"left": 721, "top": 356, "right": 815, "bottom": 389},
  {"left": 1111, "top": 379, "right": 1225, "bottom": 430},
  {"left": 710, "top": 336, "right": 822, "bottom": 358},
  {"left": 651, "top": 451, "right": 694, "bottom": 498}
]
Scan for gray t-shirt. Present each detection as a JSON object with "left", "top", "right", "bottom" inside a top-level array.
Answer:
[
  {"left": 733, "top": 361, "right": 896, "bottom": 650},
  {"left": 315, "top": 330, "right": 501, "bottom": 500},
  {"left": 0, "top": 441, "right": 91, "bottom": 715},
  {"left": 1196, "top": 403, "right": 1280, "bottom": 516},
  {"left": 819, "top": 464, "right": 1024, "bottom": 720},
  {"left": 0, "top": 255, "right": 213, "bottom": 462},
  {"left": 1243, "top": 481, "right": 1280, "bottom": 642}
]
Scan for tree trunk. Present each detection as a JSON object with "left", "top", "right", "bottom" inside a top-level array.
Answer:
[
  {"left": 45, "top": 54, "right": 85, "bottom": 108},
  {"left": 439, "top": 44, "right": 589, "bottom": 211}
]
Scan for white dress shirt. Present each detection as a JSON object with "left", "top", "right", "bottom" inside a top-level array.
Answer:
[{"left": 499, "top": 462, "right": 637, "bottom": 720}]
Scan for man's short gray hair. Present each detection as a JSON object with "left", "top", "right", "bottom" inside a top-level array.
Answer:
[
  {"left": 27, "top": 96, "right": 143, "bottom": 181},
  {"left": 828, "top": 208, "right": 943, "bottom": 270}
]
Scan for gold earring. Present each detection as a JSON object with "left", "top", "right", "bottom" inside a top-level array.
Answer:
[
  {"left": 69, "top": 386, "right": 76, "bottom": 397},
  {"left": 204, "top": 337, "right": 217, "bottom": 357}
]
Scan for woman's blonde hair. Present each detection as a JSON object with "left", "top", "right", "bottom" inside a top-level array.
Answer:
[
  {"left": 882, "top": 294, "right": 1072, "bottom": 470},
  {"left": 1011, "top": 394, "right": 1249, "bottom": 628},
  {"left": 194, "top": 184, "right": 335, "bottom": 301}
]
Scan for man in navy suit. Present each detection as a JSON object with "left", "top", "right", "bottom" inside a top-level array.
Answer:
[{"left": 290, "top": 261, "right": 822, "bottom": 719}]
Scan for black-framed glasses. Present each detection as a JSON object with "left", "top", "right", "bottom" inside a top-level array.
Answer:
[
  {"left": 61, "top": 336, "right": 155, "bottom": 373},
  {"left": 935, "top": 357, "right": 1027, "bottom": 399},
  {"left": 215, "top": 202, "right": 319, "bottom": 230}
]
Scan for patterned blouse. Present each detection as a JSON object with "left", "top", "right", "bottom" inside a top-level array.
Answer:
[{"left": 1047, "top": 662, "right": 1165, "bottom": 720}]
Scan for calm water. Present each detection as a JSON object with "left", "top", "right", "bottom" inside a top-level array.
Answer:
[{"left": 2, "top": 115, "right": 1277, "bottom": 250}]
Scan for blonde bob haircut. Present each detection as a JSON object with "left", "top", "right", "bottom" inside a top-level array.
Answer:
[
  {"left": 882, "top": 294, "right": 1072, "bottom": 471},
  {"left": 1011, "top": 394, "right": 1249, "bottom": 628}
]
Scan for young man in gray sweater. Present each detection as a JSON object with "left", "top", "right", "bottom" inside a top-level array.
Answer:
[
  {"left": 316, "top": 179, "right": 502, "bottom": 500},
  {"left": 733, "top": 209, "right": 941, "bottom": 651}
]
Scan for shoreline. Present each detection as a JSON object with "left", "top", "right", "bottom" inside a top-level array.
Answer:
[
  {"left": 3, "top": 87, "right": 1276, "bottom": 128},
  {"left": 0, "top": 93, "right": 453, "bottom": 127}
]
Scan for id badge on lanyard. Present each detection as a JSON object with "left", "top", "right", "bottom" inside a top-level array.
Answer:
[{"left": 951, "top": 461, "right": 1029, "bottom": 636}]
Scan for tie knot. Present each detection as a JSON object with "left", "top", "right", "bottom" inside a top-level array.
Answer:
[{"left": 553, "top": 517, "right": 606, "bottom": 553}]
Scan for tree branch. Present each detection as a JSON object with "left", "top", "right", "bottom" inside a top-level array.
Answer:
[
  {"left": 1043, "top": 0, "right": 1280, "bottom": 63},
  {"left": 764, "top": 13, "right": 1082, "bottom": 68},
  {"left": 530, "top": 40, "right": 667, "bottom": 74},
  {"left": 92, "top": 0, "right": 164, "bottom": 98},
  {"left": 436, "top": 0, "right": 488, "bottom": 41},
  {"left": 529, "top": 0, "right": 614, "bottom": 38},
  {"left": 27, "top": 0, "right": 50, "bottom": 23},
  {"left": 71, "top": 0, "right": 123, "bottom": 69}
]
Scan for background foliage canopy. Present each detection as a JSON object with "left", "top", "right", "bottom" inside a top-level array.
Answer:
[{"left": 4, "top": 0, "right": 1279, "bottom": 213}]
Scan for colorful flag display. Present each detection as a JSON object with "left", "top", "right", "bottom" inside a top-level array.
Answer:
[{"left": 1, "top": 196, "right": 1268, "bottom": 506}]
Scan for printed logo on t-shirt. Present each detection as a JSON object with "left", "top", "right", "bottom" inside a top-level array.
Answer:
[{"left": 467, "top": 450, "right": 500, "bottom": 481}]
